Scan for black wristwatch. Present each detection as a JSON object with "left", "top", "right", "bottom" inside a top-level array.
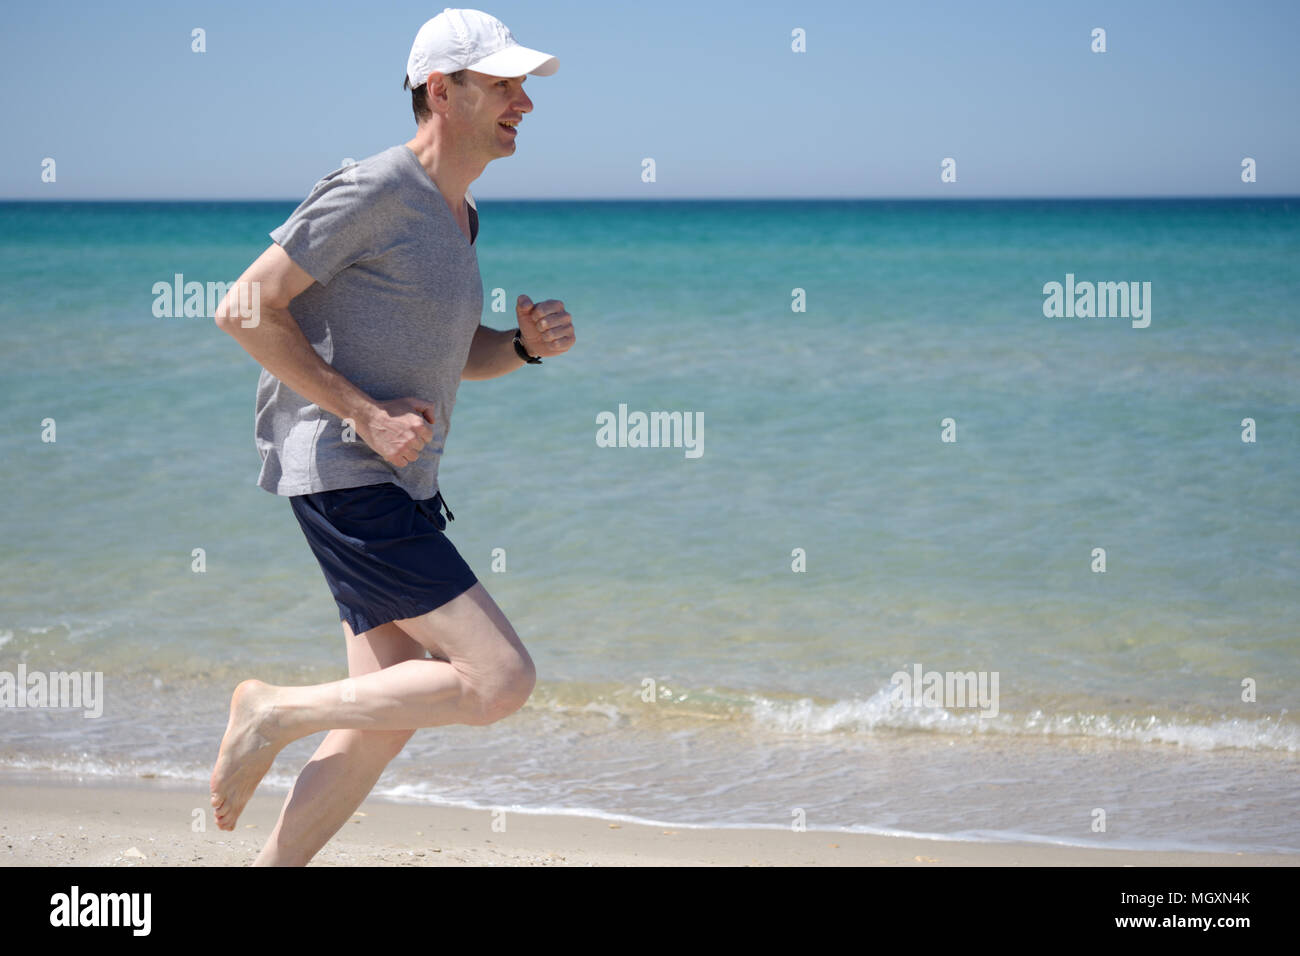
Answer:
[{"left": 512, "top": 328, "right": 542, "bottom": 364}]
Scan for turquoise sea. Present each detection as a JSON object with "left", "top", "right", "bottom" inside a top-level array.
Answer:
[{"left": 1, "top": 197, "right": 1297, "bottom": 851}]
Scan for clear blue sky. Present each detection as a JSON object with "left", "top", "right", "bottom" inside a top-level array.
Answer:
[{"left": 2, "top": 0, "right": 1296, "bottom": 199}]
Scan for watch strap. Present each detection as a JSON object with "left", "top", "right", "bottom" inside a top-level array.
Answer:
[{"left": 513, "top": 328, "right": 542, "bottom": 364}]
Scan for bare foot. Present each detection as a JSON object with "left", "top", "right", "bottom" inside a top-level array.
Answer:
[{"left": 209, "top": 679, "right": 284, "bottom": 831}]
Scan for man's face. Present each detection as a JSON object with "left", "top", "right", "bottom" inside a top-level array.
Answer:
[{"left": 448, "top": 70, "right": 533, "bottom": 160}]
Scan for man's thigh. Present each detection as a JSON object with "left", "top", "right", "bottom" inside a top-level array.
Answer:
[
  {"left": 391, "top": 582, "right": 533, "bottom": 685},
  {"left": 340, "top": 620, "right": 428, "bottom": 752},
  {"left": 343, "top": 619, "right": 429, "bottom": 678}
]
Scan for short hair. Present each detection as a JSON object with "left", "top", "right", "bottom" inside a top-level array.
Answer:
[{"left": 402, "top": 69, "right": 467, "bottom": 124}]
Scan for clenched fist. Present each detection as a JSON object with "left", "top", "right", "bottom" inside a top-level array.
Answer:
[
  {"left": 516, "top": 295, "right": 576, "bottom": 358},
  {"left": 355, "top": 397, "right": 437, "bottom": 468}
]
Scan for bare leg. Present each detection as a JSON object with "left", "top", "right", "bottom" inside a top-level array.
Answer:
[
  {"left": 208, "top": 659, "right": 465, "bottom": 833},
  {"left": 210, "top": 583, "right": 535, "bottom": 838},
  {"left": 251, "top": 620, "right": 425, "bottom": 867}
]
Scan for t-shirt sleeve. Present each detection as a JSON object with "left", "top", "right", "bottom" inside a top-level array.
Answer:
[{"left": 269, "top": 164, "right": 381, "bottom": 287}]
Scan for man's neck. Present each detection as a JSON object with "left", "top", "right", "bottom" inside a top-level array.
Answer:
[{"left": 404, "top": 126, "right": 484, "bottom": 212}]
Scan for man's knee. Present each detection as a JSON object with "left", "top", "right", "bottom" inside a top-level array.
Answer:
[{"left": 473, "top": 653, "right": 537, "bottom": 725}]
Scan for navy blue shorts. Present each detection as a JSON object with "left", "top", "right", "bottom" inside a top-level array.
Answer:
[{"left": 289, "top": 482, "right": 479, "bottom": 636}]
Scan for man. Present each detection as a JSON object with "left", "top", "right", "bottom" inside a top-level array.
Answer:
[{"left": 209, "top": 8, "right": 573, "bottom": 866}]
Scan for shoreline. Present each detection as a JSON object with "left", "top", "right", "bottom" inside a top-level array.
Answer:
[{"left": 2, "top": 771, "right": 1294, "bottom": 867}]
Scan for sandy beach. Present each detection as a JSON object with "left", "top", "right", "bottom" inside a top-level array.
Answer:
[{"left": 2, "top": 771, "right": 1293, "bottom": 867}]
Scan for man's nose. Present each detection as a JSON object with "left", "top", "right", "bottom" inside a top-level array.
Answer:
[{"left": 516, "top": 88, "right": 533, "bottom": 113}]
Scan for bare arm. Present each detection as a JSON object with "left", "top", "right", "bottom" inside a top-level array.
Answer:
[
  {"left": 461, "top": 325, "right": 527, "bottom": 380},
  {"left": 214, "top": 244, "right": 374, "bottom": 421},
  {"left": 461, "top": 294, "right": 577, "bottom": 380},
  {"left": 214, "top": 244, "right": 435, "bottom": 468}
]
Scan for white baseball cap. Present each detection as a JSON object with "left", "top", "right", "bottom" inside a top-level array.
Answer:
[{"left": 406, "top": 8, "right": 559, "bottom": 87}]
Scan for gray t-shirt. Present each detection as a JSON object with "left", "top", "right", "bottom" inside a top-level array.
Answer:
[{"left": 255, "top": 145, "right": 483, "bottom": 500}]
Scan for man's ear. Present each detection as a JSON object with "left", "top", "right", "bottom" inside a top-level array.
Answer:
[
  {"left": 424, "top": 73, "right": 444, "bottom": 113},
  {"left": 425, "top": 72, "right": 462, "bottom": 120}
]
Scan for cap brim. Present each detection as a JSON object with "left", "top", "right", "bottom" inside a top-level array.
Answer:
[{"left": 466, "top": 45, "right": 558, "bottom": 77}]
